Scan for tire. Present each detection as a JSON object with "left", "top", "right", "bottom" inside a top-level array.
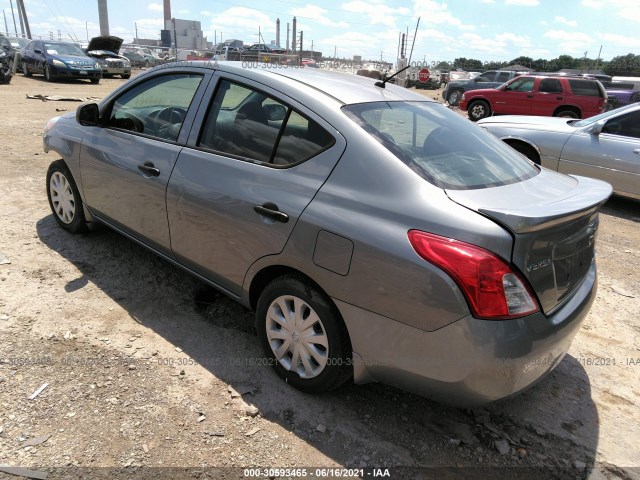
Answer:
[
  {"left": 506, "top": 141, "right": 540, "bottom": 164},
  {"left": 468, "top": 100, "right": 491, "bottom": 121},
  {"left": 90, "top": 78, "right": 100, "bottom": 84},
  {"left": 256, "top": 275, "right": 352, "bottom": 393},
  {"left": 447, "top": 89, "right": 463, "bottom": 106},
  {"left": 46, "top": 160, "right": 88, "bottom": 234},
  {"left": 44, "top": 64, "right": 53, "bottom": 82},
  {"left": 0, "top": 59, "right": 12, "bottom": 84},
  {"left": 22, "top": 61, "right": 32, "bottom": 77},
  {"left": 122, "top": 74, "right": 131, "bottom": 79},
  {"left": 554, "top": 109, "right": 579, "bottom": 119}
]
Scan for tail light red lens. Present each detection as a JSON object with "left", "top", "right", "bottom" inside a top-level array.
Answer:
[{"left": 408, "top": 230, "right": 539, "bottom": 319}]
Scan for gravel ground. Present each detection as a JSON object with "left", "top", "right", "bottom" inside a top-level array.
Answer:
[{"left": 0, "top": 71, "right": 639, "bottom": 480}]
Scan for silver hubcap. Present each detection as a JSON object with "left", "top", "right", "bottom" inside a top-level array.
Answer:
[
  {"left": 266, "top": 295, "right": 329, "bottom": 378},
  {"left": 471, "top": 104, "right": 486, "bottom": 118},
  {"left": 49, "top": 171, "right": 76, "bottom": 224}
]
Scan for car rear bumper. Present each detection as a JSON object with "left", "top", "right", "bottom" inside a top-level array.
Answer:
[{"left": 337, "top": 260, "right": 597, "bottom": 407}]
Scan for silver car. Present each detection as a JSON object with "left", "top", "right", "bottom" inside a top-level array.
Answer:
[
  {"left": 43, "top": 62, "right": 611, "bottom": 406},
  {"left": 478, "top": 103, "right": 640, "bottom": 199}
]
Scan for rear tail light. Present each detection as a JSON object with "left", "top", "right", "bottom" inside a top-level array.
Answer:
[{"left": 408, "top": 230, "right": 539, "bottom": 320}]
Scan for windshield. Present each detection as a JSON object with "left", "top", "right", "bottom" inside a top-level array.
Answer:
[
  {"left": 45, "top": 43, "right": 85, "bottom": 56},
  {"left": 343, "top": 101, "right": 538, "bottom": 190},
  {"left": 573, "top": 102, "right": 638, "bottom": 127}
]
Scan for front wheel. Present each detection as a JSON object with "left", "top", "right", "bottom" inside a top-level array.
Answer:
[
  {"left": 44, "top": 64, "right": 53, "bottom": 82},
  {"left": 256, "top": 275, "right": 352, "bottom": 393},
  {"left": 468, "top": 100, "right": 491, "bottom": 121},
  {"left": 0, "top": 59, "right": 12, "bottom": 83},
  {"left": 22, "top": 61, "right": 31, "bottom": 77},
  {"left": 46, "top": 160, "right": 88, "bottom": 233},
  {"left": 447, "top": 89, "right": 463, "bottom": 106},
  {"left": 90, "top": 78, "right": 100, "bottom": 84}
]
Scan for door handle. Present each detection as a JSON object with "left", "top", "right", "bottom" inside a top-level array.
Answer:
[
  {"left": 254, "top": 202, "right": 289, "bottom": 223},
  {"left": 556, "top": 96, "right": 564, "bottom": 100},
  {"left": 527, "top": 94, "right": 533, "bottom": 98},
  {"left": 137, "top": 162, "right": 160, "bottom": 177}
]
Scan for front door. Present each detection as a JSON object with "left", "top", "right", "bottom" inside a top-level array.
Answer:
[{"left": 80, "top": 72, "right": 207, "bottom": 254}]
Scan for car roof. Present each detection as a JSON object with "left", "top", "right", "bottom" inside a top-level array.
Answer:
[{"left": 187, "top": 61, "right": 435, "bottom": 105}]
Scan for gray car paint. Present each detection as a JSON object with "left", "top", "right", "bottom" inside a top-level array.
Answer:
[{"left": 43, "top": 61, "right": 613, "bottom": 406}]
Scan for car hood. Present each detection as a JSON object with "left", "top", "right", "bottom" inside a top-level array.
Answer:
[
  {"left": 478, "top": 115, "right": 579, "bottom": 133},
  {"left": 87, "top": 35, "right": 123, "bottom": 54}
]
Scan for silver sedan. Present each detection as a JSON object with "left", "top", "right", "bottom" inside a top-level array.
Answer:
[{"left": 478, "top": 103, "right": 640, "bottom": 199}]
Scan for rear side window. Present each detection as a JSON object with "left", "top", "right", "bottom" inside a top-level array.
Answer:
[
  {"left": 539, "top": 78, "right": 563, "bottom": 93},
  {"left": 199, "top": 79, "right": 335, "bottom": 166},
  {"left": 568, "top": 79, "right": 603, "bottom": 97},
  {"left": 343, "top": 102, "right": 538, "bottom": 190}
]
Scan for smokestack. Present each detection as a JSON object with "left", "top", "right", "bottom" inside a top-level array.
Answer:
[
  {"left": 291, "top": 16, "right": 296, "bottom": 52},
  {"left": 163, "top": 0, "right": 171, "bottom": 23},
  {"left": 276, "top": 18, "right": 280, "bottom": 47},
  {"left": 97, "top": 0, "right": 109, "bottom": 36}
]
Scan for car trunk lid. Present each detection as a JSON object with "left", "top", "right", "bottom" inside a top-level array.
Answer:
[{"left": 446, "top": 169, "right": 611, "bottom": 314}]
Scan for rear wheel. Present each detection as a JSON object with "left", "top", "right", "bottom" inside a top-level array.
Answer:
[
  {"left": 22, "top": 61, "right": 32, "bottom": 77},
  {"left": 506, "top": 141, "right": 540, "bottom": 164},
  {"left": 121, "top": 73, "right": 131, "bottom": 79},
  {"left": 554, "top": 109, "right": 580, "bottom": 118},
  {"left": 46, "top": 160, "right": 88, "bottom": 233},
  {"left": 0, "top": 58, "right": 13, "bottom": 83},
  {"left": 468, "top": 100, "right": 491, "bottom": 121},
  {"left": 256, "top": 275, "right": 352, "bottom": 393},
  {"left": 447, "top": 89, "right": 463, "bottom": 106},
  {"left": 90, "top": 78, "right": 100, "bottom": 84}
]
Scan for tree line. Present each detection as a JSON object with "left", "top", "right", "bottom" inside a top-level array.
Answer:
[{"left": 435, "top": 54, "right": 640, "bottom": 77}]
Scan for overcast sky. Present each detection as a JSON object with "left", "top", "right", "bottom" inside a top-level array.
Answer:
[{"left": 2, "top": 0, "right": 639, "bottom": 64}]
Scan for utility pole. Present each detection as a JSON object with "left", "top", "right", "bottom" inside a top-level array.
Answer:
[
  {"left": 9, "top": 0, "right": 18, "bottom": 36},
  {"left": 16, "top": 0, "right": 30, "bottom": 38},
  {"left": 594, "top": 45, "right": 602, "bottom": 71},
  {"left": 135, "top": 22, "right": 138, "bottom": 42},
  {"left": 3, "top": 10, "right": 8, "bottom": 35}
]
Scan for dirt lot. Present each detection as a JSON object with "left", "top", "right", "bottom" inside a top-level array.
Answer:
[{"left": 0, "top": 71, "right": 639, "bottom": 480}]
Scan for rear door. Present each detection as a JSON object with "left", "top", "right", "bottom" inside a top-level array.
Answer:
[
  {"left": 166, "top": 75, "right": 346, "bottom": 295},
  {"left": 530, "top": 77, "right": 565, "bottom": 116},
  {"left": 559, "top": 108, "right": 640, "bottom": 198}
]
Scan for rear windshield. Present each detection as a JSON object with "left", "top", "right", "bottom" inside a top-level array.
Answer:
[
  {"left": 342, "top": 101, "right": 538, "bottom": 190},
  {"left": 568, "top": 79, "right": 604, "bottom": 97}
]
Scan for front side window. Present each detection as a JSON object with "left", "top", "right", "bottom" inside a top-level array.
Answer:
[
  {"left": 108, "top": 73, "right": 203, "bottom": 142},
  {"left": 199, "top": 79, "right": 334, "bottom": 166},
  {"left": 343, "top": 102, "right": 538, "bottom": 190},
  {"left": 506, "top": 77, "right": 535, "bottom": 92},
  {"left": 602, "top": 110, "right": 640, "bottom": 138}
]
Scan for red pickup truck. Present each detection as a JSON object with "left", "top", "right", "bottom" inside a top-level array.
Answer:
[{"left": 459, "top": 75, "right": 607, "bottom": 121}]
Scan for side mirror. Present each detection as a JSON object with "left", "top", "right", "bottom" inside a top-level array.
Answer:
[
  {"left": 264, "top": 103, "right": 286, "bottom": 122},
  {"left": 76, "top": 103, "right": 100, "bottom": 127},
  {"left": 588, "top": 120, "right": 605, "bottom": 135}
]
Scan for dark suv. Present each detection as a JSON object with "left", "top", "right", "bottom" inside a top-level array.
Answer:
[{"left": 459, "top": 75, "right": 607, "bottom": 121}]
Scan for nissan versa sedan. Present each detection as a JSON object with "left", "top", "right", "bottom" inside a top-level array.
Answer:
[
  {"left": 478, "top": 103, "right": 640, "bottom": 200},
  {"left": 43, "top": 62, "right": 612, "bottom": 406}
]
